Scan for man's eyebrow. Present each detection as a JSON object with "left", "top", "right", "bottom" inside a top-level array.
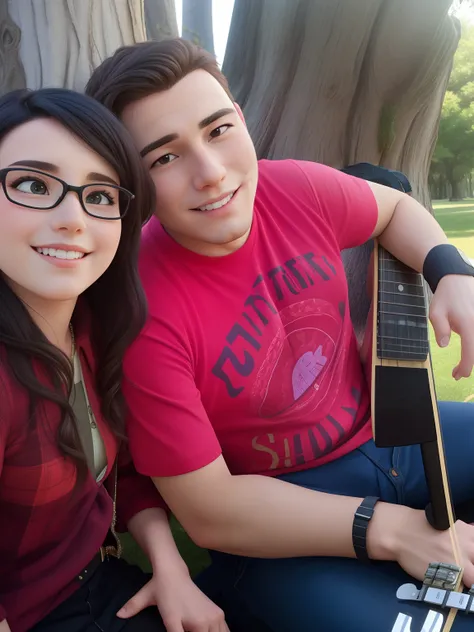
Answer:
[
  {"left": 139, "top": 108, "right": 235, "bottom": 158},
  {"left": 140, "top": 134, "right": 179, "bottom": 158},
  {"left": 198, "top": 108, "right": 235, "bottom": 129}
]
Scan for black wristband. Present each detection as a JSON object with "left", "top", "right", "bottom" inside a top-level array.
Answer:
[
  {"left": 352, "top": 496, "right": 379, "bottom": 562},
  {"left": 423, "top": 244, "right": 474, "bottom": 293}
]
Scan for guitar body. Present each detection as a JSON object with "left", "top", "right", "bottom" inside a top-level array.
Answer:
[
  {"left": 364, "top": 241, "right": 464, "bottom": 631},
  {"left": 340, "top": 162, "right": 470, "bottom": 630},
  {"left": 374, "top": 362, "right": 451, "bottom": 530},
  {"left": 369, "top": 242, "right": 456, "bottom": 532}
]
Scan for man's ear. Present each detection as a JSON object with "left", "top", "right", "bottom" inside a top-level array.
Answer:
[{"left": 234, "top": 102, "right": 247, "bottom": 127}]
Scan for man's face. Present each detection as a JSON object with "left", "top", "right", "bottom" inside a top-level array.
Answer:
[{"left": 121, "top": 70, "right": 259, "bottom": 256}]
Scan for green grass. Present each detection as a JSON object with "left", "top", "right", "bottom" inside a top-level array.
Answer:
[
  {"left": 122, "top": 200, "right": 474, "bottom": 576},
  {"left": 431, "top": 199, "right": 474, "bottom": 403},
  {"left": 432, "top": 199, "right": 474, "bottom": 257}
]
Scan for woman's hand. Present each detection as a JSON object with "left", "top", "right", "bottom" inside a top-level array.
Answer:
[{"left": 117, "top": 564, "right": 229, "bottom": 632}]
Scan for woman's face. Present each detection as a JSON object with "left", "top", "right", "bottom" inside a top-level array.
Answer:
[{"left": 0, "top": 118, "right": 122, "bottom": 308}]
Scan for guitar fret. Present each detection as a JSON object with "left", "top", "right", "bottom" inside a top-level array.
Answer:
[
  {"left": 379, "top": 308, "right": 427, "bottom": 318},
  {"left": 377, "top": 246, "right": 429, "bottom": 361},
  {"left": 380, "top": 300, "right": 426, "bottom": 310},
  {"left": 378, "top": 338, "right": 429, "bottom": 347},
  {"left": 379, "top": 335, "right": 428, "bottom": 344},
  {"left": 379, "top": 280, "right": 424, "bottom": 289},
  {"left": 380, "top": 290, "right": 424, "bottom": 299},
  {"left": 377, "top": 346, "right": 429, "bottom": 356}
]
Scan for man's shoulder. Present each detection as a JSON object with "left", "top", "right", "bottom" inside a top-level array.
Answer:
[
  {"left": 136, "top": 233, "right": 190, "bottom": 323},
  {"left": 138, "top": 220, "right": 178, "bottom": 286},
  {"left": 257, "top": 158, "right": 300, "bottom": 180},
  {"left": 256, "top": 158, "right": 338, "bottom": 197},
  {"left": 258, "top": 157, "right": 342, "bottom": 180}
]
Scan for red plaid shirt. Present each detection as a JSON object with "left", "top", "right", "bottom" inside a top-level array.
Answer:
[{"left": 0, "top": 311, "right": 164, "bottom": 632}]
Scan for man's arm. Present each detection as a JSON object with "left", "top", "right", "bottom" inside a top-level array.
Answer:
[
  {"left": 367, "top": 182, "right": 448, "bottom": 271},
  {"left": 154, "top": 455, "right": 397, "bottom": 560},
  {"left": 0, "top": 619, "right": 11, "bottom": 632},
  {"left": 153, "top": 454, "right": 474, "bottom": 585},
  {"left": 367, "top": 182, "right": 474, "bottom": 378}
]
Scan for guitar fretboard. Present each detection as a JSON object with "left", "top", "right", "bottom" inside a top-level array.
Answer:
[{"left": 377, "top": 247, "right": 429, "bottom": 361}]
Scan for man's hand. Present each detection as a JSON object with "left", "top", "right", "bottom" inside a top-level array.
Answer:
[
  {"left": 429, "top": 275, "right": 474, "bottom": 379},
  {"left": 0, "top": 620, "right": 11, "bottom": 632},
  {"left": 384, "top": 505, "right": 474, "bottom": 588},
  {"left": 116, "top": 566, "right": 228, "bottom": 632}
]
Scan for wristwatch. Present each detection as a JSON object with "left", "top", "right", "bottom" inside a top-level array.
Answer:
[
  {"left": 423, "top": 244, "right": 474, "bottom": 293},
  {"left": 352, "top": 496, "right": 379, "bottom": 562}
]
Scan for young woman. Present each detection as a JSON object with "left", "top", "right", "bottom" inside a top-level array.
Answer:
[{"left": 0, "top": 88, "right": 227, "bottom": 632}]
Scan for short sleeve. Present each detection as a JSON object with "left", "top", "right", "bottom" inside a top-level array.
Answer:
[
  {"left": 122, "top": 317, "right": 222, "bottom": 478},
  {"left": 292, "top": 160, "right": 379, "bottom": 251},
  {"left": 113, "top": 443, "right": 170, "bottom": 531}
]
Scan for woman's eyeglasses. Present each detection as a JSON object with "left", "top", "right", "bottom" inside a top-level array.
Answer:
[{"left": 0, "top": 167, "right": 134, "bottom": 220}]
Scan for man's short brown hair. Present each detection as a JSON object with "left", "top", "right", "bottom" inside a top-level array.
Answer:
[{"left": 85, "top": 38, "right": 233, "bottom": 116}]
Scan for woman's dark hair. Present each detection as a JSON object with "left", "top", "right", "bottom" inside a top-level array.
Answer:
[{"left": 0, "top": 88, "right": 154, "bottom": 485}]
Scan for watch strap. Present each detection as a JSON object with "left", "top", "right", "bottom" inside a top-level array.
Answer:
[{"left": 352, "top": 496, "right": 379, "bottom": 562}]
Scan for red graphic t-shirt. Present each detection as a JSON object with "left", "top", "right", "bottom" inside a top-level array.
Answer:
[{"left": 123, "top": 160, "right": 378, "bottom": 477}]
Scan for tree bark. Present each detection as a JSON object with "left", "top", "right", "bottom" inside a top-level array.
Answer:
[
  {"left": 223, "top": 0, "right": 461, "bottom": 335},
  {"left": 1, "top": 0, "right": 177, "bottom": 95},
  {"left": 145, "top": 0, "right": 178, "bottom": 41},
  {"left": 182, "top": 0, "right": 214, "bottom": 54},
  {"left": 0, "top": 0, "right": 26, "bottom": 95}
]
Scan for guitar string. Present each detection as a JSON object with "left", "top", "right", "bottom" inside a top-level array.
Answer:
[{"left": 379, "top": 248, "right": 428, "bottom": 355}]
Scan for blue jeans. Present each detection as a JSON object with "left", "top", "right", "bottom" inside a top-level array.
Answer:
[{"left": 197, "top": 401, "right": 474, "bottom": 631}]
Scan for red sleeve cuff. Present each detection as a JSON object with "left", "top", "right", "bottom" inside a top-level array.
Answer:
[{"left": 0, "top": 604, "right": 7, "bottom": 622}]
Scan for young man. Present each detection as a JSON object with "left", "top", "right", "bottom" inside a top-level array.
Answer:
[{"left": 86, "top": 39, "right": 474, "bottom": 631}]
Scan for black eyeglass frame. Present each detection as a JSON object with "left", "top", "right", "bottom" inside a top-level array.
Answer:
[{"left": 0, "top": 167, "right": 135, "bottom": 220}]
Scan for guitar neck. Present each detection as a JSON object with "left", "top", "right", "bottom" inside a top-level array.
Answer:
[{"left": 377, "top": 246, "right": 429, "bottom": 362}]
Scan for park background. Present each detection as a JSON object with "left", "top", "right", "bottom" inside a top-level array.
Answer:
[{"left": 1, "top": 0, "right": 472, "bottom": 578}]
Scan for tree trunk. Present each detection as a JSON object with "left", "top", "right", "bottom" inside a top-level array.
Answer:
[
  {"left": 449, "top": 178, "right": 464, "bottom": 200},
  {"left": 0, "top": 0, "right": 26, "bottom": 94},
  {"left": 223, "top": 0, "right": 461, "bottom": 335},
  {"left": 145, "top": 0, "right": 178, "bottom": 41},
  {"left": 182, "top": 0, "right": 214, "bottom": 54},
  {"left": 1, "top": 0, "right": 176, "bottom": 95},
  {"left": 444, "top": 162, "right": 464, "bottom": 201}
]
